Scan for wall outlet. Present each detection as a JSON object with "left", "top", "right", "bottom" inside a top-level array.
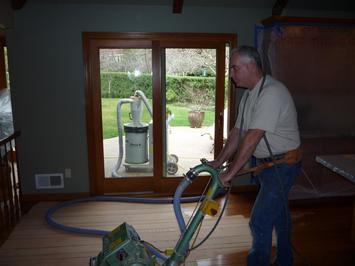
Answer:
[{"left": 64, "top": 168, "right": 72, "bottom": 178}]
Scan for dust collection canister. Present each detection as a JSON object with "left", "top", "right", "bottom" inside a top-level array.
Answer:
[{"left": 124, "top": 123, "right": 149, "bottom": 164}]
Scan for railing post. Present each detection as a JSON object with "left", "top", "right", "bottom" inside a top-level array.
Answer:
[{"left": 0, "top": 131, "right": 22, "bottom": 242}]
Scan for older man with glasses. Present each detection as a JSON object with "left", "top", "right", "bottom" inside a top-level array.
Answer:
[{"left": 209, "top": 45, "right": 302, "bottom": 266}]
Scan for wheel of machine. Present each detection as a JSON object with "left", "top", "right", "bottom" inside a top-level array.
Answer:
[
  {"left": 89, "top": 256, "right": 97, "bottom": 266},
  {"left": 170, "top": 154, "right": 179, "bottom": 163},
  {"left": 167, "top": 162, "right": 178, "bottom": 175}
]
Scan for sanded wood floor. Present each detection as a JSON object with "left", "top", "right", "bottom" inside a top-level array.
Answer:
[
  {"left": 0, "top": 193, "right": 354, "bottom": 266},
  {"left": 0, "top": 198, "right": 254, "bottom": 265}
]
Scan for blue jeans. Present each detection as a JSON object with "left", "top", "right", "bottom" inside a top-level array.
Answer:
[{"left": 247, "top": 161, "right": 302, "bottom": 266}]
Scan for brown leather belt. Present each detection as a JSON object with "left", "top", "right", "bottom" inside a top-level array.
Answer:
[
  {"left": 237, "top": 147, "right": 302, "bottom": 176},
  {"left": 257, "top": 146, "right": 302, "bottom": 166},
  {"left": 257, "top": 153, "right": 286, "bottom": 164}
]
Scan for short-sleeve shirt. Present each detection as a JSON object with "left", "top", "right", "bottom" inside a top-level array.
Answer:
[{"left": 235, "top": 75, "right": 300, "bottom": 158}]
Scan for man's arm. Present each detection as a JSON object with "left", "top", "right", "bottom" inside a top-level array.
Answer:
[
  {"left": 209, "top": 127, "right": 240, "bottom": 168},
  {"left": 219, "top": 128, "right": 265, "bottom": 186}
]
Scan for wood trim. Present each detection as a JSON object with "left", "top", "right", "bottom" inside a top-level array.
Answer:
[
  {"left": 83, "top": 32, "right": 237, "bottom": 195},
  {"left": 152, "top": 40, "right": 164, "bottom": 193},
  {"left": 82, "top": 32, "right": 236, "bottom": 43},
  {"left": 214, "top": 44, "right": 226, "bottom": 157},
  {"left": 83, "top": 33, "right": 157, "bottom": 196},
  {"left": 83, "top": 33, "right": 103, "bottom": 195},
  {"left": 173, "top": 0, "right": 184, "bottom": 14},
  {"left": 22, "top": 192, "right": 90, "bottom": 204},
  {"left": 227, "top": 39, "right": 237, "bottom": 133},
  {"left": 262, "top": 16, "right": 355, "bottom": 26}
]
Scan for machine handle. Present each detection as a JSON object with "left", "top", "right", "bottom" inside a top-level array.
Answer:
[{"left": 200, "top": 158, "right": 208, "bottom": 164}]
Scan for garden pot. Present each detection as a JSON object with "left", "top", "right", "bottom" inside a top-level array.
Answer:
[{"left": 188, "top": 111, "right": 205, "bottom": 128}]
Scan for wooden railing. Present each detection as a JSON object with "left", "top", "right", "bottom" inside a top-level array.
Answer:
[{"left": 0, "top": 131, "right": 22, "bottom": 243}]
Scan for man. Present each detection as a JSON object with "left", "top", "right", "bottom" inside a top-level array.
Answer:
[{"left": 209, "top": 46, "right": 301, "bottom": 266}]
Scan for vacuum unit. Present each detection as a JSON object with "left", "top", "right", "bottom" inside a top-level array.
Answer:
[{"left": 112, "top": 90, "right": 178, "bottom": 177}]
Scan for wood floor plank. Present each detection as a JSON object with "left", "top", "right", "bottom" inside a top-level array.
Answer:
[
  {"left": 0, "top": 198, "right": 253, "bottom": 265},
  {"left": 0, "top": 194, "right": 354, "bottom": 265}
]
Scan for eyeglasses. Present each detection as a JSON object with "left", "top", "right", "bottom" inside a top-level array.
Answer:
[{"left": 229, "top": 65, "right": 240, "bottom": 72}]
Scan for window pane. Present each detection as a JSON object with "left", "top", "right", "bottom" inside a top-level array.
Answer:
[
  {"left": 100, "top": 48, "right": 153, "bottom": 178},
  {"left": 164, "top": 48, "right": 216, "bottom": 177}
]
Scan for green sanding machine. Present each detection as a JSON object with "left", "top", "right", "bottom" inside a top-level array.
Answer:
[{"left": 90, "top": 160, "right": 224, "bottom": 266}]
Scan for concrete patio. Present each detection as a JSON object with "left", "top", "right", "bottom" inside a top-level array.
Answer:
[{"left": 103, "top": 126, "right": 215, "bottom": 177}]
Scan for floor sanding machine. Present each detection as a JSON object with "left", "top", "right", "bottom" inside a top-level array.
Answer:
[
  {"left": 44, "top": 157, "right": 282, "bottom": 266},
  {"left": 90, "top": 159, "right": 225, "bottom": 266}
]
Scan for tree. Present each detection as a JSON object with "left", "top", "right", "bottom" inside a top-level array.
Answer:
[
  {"left": 166, "top": 49, "right": 216, "bottom": 76},
  {"left": 99, "top": 48, "right": 219, "bottom": 77},
  {"left": 99, "top": 49, "right": 152, "bottom": 73}
]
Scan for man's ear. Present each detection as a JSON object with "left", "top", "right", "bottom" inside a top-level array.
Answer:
[{"left": 246, "top": 61, "right": 256, "bottom": 72}]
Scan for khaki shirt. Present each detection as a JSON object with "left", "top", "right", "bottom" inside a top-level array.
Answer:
[{"left": 236, "top": 75, "right": 300, "bottom": 158}]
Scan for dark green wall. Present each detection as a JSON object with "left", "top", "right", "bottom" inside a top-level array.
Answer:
[{"left": 4, "top": 3, "right": 355, "bottom": 193}]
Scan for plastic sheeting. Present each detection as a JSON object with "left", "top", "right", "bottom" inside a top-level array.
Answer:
[
  {"left": 0, "top": 88, "right": 14, "bottom": 140},
  {"left": 289, "top": 165, "right": 355, "bottom": 200},
  {"left": 255, "top": 22, "right": 355, "bottom": 199},
  {"left": 256, "top": 23, "right": 355, "bottom": 137}
]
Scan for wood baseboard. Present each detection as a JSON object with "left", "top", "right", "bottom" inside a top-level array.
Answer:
[
  {"left": 22, "top": 184, "right": 259, "bottom": 204},
  {"left": 22, "top": 192, "right": 91, "bottom": 204}
]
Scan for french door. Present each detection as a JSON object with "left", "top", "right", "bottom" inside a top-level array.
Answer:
[{"left": 83, "top": 33, "right": 236, "bottom": 195}]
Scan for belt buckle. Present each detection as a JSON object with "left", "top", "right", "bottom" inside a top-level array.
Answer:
[
  {"left": 259, "top": 153, "right": 284, "bottom": 164},
  {"left": 258, "top": 157, "right": 269, "bottom": 164}
]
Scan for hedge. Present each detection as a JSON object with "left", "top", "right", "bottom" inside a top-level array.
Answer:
[{"left": 100, "top": 72, "right": 218, "bottom": 105}]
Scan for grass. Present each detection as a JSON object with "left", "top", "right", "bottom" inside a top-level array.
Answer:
[{"left": 101, "top": 98, "right": 215, "bottom": 139}]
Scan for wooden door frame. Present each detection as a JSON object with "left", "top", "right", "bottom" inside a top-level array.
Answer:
[{"left": 83, "top": 32, "right": 237, "bottom": 195}]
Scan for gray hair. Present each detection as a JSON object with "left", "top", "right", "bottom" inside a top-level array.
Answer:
[{"left": 231, "top": 46, "right": 263, "bottom": 71}]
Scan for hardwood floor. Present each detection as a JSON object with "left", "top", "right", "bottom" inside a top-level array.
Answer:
[{"left": 0, "top": 192, "right": 354, "bottom": 266}]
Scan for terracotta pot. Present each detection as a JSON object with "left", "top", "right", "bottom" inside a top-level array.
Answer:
[{"left": 188, "top": 111, "right": 205, "bottom": 128}]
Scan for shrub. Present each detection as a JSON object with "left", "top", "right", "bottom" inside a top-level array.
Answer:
[
  {"left": 166, "top": 88, "right": 178, "bottom": 103},
  {"left": 100, "top": 72, "right": 216, "bottom": 106},
  {"left": 100, "top": 72, "right": 152, "bottom": 98}
]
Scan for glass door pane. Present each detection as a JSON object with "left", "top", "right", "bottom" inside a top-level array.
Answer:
[
  {"left": 99, "top": 48, "right": 154, "bottom": 178},
  {"left": 164, "top": 48, "right": 216, "bottom": 177}
]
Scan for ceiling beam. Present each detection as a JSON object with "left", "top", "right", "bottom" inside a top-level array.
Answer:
[
  {"left": 272, "top": 0, "right": 288, "bottom": 16},
  {"left": 12, "top": 0, "right": 26, "bottom": 10},
  {"left": 173, "top": 0, "right": 184, "bottom": 14}
]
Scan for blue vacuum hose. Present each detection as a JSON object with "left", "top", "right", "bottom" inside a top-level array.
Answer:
[
  {"left": 45, "top": 195, "right": 204, "bottom": 234},
  {"left": 45, "top": 195, "right": 204, "bottom": 261},
  {"left": 173, "top": 178, "right": 192, "bottom": 233}
]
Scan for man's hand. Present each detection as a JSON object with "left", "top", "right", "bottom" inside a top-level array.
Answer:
[
  {"left": 207, "top": 160, "right": 221, "bottom": 169},
  {"left": 219, "top": 170, "right": 233, "bottom": 187}
]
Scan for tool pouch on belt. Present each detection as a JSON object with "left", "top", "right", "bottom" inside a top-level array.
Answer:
[
  {"left": 254, "top": 146, "right": 302, "bottom": 174},
  {"left": 283, "top": 146, "right": 302, "bottom": 165},
  {"left": 239, "top": 147, "right": 303, "bottom": 176}
]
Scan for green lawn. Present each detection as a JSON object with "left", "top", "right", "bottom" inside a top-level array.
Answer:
[{"left": 101, "top": 98, "right": 215, "bottom": 139}]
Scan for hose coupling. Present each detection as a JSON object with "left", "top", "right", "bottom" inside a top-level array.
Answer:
[{"left": 185, "top": 169, "right": 198, "bottom": 182}]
